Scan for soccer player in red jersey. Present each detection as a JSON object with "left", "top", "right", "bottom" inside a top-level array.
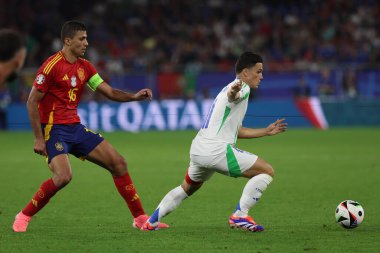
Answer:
[{"left": 12, "top": 20, "right": 168, "bottom": 232}]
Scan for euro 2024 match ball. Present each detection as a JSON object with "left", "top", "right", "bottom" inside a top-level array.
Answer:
[{"left": 335, "top": 200, "right": 364, "bottom": 229}]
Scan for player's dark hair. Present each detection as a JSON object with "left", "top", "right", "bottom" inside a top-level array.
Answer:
[
  {"left": 61, "top": 20, "right": 87, "bottom": 42},
  {"left": 235, "top": 52, "right": 263, "bottom": 74},
  {"left": 0, "top": 29, "right": 25, "bottom": 61}
]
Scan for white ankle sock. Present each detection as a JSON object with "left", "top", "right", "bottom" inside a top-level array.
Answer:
[
  {"left": 149, "top": 186, "right": 188, "bottom": 225},
  {"left": 234, "top": 174, "right": 273, "bottom": 216}
]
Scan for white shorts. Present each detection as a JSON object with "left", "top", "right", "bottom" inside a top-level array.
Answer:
[{"left": 188, "top": 144, "right": 258, "bottom": 183}]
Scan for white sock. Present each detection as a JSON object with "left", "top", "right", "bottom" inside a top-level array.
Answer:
[
  {"left": 234, "top": 174, "right": 273, "bottom": 217},
  {"left": 149, "top": 186, "right": 188, "bottom": 225}
]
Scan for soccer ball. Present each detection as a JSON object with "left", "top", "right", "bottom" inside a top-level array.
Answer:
[{"left": 335, "top": 200, "right": 364, "bottom": 229}]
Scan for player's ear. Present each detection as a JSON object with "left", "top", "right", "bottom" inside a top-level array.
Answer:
[
  {"left": 64, "top": 37, "right": 71, "bottom": 46},
  {"left": 242, "top": 68, "right": 249, "bottom": 78}
]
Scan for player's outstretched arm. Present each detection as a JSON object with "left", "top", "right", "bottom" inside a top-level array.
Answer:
[
  {"left": 227, "top": 80, "right": 242, "bottom": 102},
  {"left": 96, "top": 82, "right": 152, "bottom": 102},
  {"left": 238, "top": 119, "right": 288, "bottom": 139}
]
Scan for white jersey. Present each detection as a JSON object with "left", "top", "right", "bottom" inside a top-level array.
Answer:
[{"left": 191, "top": 79, "right": 251, "bottom": 156}]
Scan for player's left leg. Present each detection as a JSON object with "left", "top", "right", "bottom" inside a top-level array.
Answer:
[
  {"left": 218, "top": 145, "right": 273, "bottom": 232},
  {"left": 86, "top": 140, "right": 144, "bottom": 216},
  {"left": 230, "top": 156, "right": 274, "bottom": 232},
  {"left": 237, "top": 157, "right": 274, "bottom": 215}
]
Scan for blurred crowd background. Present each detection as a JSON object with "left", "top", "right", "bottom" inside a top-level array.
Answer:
[
  {"left": 1, "top": 0, "right": 380, "bottom": 126},
  {"left": 3, "top": 0, "right": 380, "bottom": 72}
]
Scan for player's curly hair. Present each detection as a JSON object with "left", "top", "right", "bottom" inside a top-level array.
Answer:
[
  {"left": 235, "top": 52, "right": 263, "bottom": 74},
  {"left": 61, "top": 20, "right": 87, "bottom": 42}
]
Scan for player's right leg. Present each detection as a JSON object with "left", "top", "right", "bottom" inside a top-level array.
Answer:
[
  {"left": 13, "top": 154, "right": 72, "bottom": 232},
  {"left": 141, "top": 168, "right": 206, "bottom": 231},
  {"left": 141, "top": 182, "right": 190, "bottom": 231}
]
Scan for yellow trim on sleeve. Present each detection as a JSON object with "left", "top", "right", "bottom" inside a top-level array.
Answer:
[{"left": 43, "top": 54, "right": 62, "bottom": 75}]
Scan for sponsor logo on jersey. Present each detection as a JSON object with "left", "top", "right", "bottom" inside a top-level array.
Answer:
[
  {"left": 71, "top": 75, "right": 77, "bottom": 87},
  {"left": 36, "top": 74, "right": 45, "bottom": 85},
  {"left": 62, "top": 74, "right": 69, "bottom": 81},
  {"left": 55, "top": 142, "right": 64, "bottom": 151}
]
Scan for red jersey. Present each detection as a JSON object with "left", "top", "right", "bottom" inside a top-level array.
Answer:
[{"left": 33, "top": 51, "right": 99, "bottom": 124}]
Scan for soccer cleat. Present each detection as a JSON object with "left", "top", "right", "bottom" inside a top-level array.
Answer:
[
  {"left": 141, "top": 221, "right": 159, "bottom": 231},
  {"left": 229, "top": 214, "right": 264, "bottom": 232},
  {"left": 12, "top": 212, "right": 32, "bottom": 232},
  {"left": 132, "top": 214, "right": 169, "bottom": 229}
]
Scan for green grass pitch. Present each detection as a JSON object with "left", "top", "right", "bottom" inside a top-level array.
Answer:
[{"left": 1, "top": 128, "right": 380, "bottom": 253}]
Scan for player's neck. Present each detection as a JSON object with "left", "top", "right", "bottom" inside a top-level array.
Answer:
[
  {"left": 237, "top": 74, "right": 246, "bottom": 84},
  {"left": 61, "top": 48, "right": 78, "bottom": 64}
]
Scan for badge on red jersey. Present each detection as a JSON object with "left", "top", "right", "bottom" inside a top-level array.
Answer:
[
  {"left": 78, "top": 68, "right": 85, "bottom": 83},
  {"left": 36, "top": 74, "right": 45, "bottom": 85}
]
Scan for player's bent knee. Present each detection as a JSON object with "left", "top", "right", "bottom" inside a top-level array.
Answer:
[
  {"left": 262, "top": 163, "right": 274, "bottom": 177},
  {"left": 247, "top": 159, "right": 275, "bottom": 178},
  {"left": 110, "top": 156, "right": 128, "bottom": 176},
  {"left": 54, "top": 174, "right": 72, "bottom": 187},
  {"left": 181, "top": 180, "right": 202, "bottom": 196},
  {"left": 264, "top": 163, "right": 275, "bottom": 178},
  {"left": 116, "top": 156, "right": 127, "bottom": 169}
]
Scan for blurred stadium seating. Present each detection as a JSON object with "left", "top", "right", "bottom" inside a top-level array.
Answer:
[{"left": 2, "top": 0, "right": 380, "bottom": 104}]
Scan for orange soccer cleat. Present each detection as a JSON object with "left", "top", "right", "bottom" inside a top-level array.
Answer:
[{"left": 12, "top": 212, "right": 32, "bottom": 232}]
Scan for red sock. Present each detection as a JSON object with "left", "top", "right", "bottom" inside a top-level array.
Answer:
[
  {"left": 113, "top": 172, "right": 145, "bottom": 218},
  {"left": 22, "top": 178, "right": 59, "bottom": 217}
]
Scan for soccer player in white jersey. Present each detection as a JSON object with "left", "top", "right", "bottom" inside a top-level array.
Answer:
[{"left": 142, "top": 52, "right": 287, "bottom": 232}]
